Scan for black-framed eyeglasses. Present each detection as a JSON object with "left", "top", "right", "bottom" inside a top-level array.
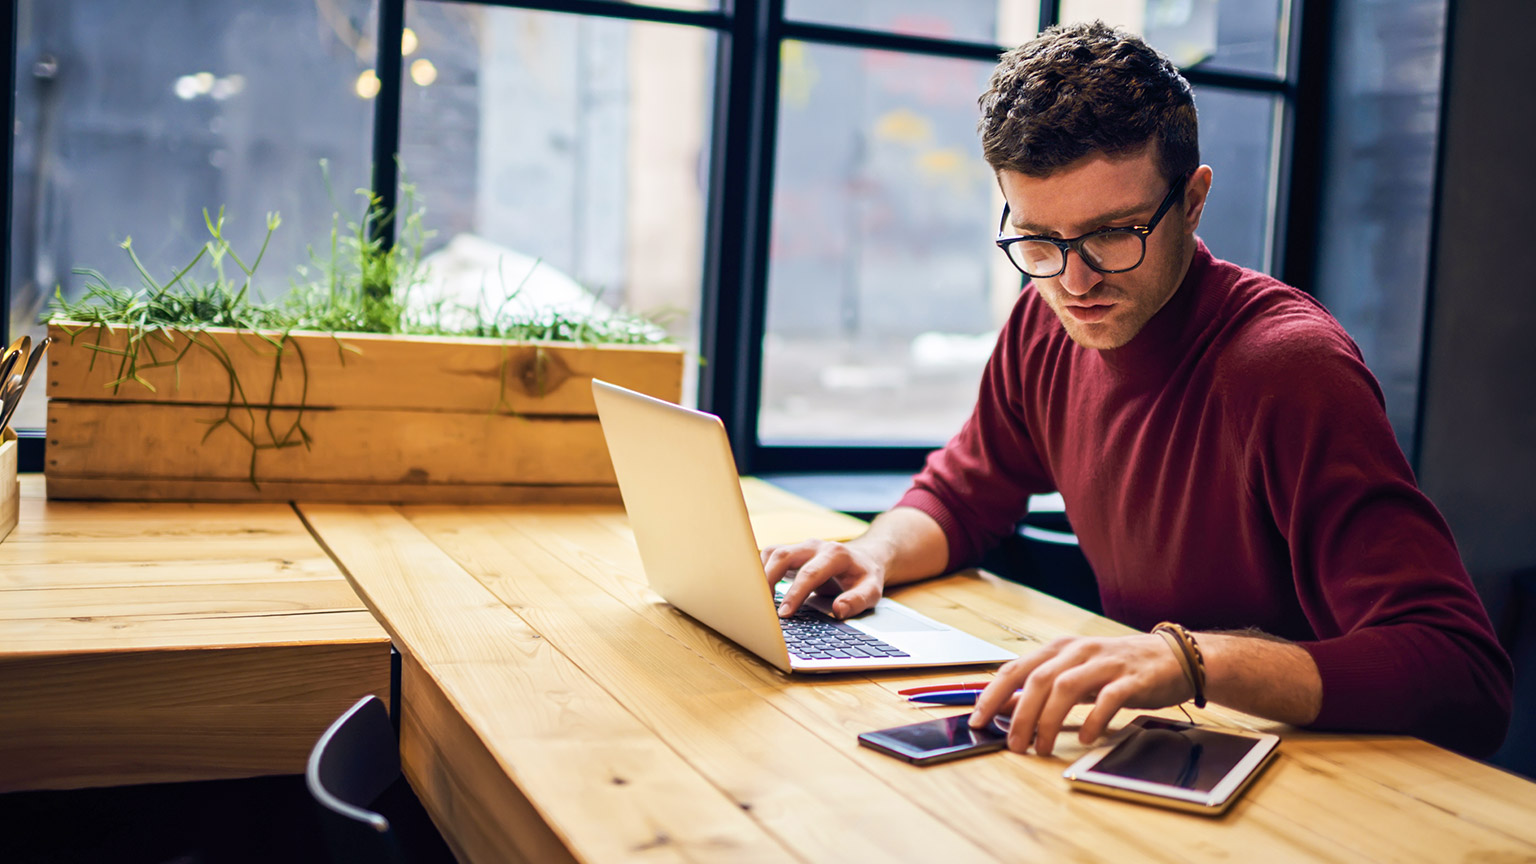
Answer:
[{"left": 995, "top": 174, "right": 1190, "bottom": 279}]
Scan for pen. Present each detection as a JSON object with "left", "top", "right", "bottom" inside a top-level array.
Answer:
[
  {"left": 896, "top": 681, "right": 995, "bottom": 696},
  {"left": 906, "top": 689, "right": 1023, "bottom": 705}
]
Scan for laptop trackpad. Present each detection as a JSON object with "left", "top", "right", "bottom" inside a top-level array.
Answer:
[{"left": 806, "top": 596, "right": 944, "bottom": 632}]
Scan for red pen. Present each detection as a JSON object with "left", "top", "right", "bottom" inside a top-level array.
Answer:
[{"left": 896, "top": 681, "right": 995, "bottom": 696}]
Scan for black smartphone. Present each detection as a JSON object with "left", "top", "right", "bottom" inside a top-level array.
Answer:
[{"left": 858, "top": 713, "right": 1008, "bottom": 765}]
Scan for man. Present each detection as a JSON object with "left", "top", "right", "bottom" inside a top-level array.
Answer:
[{"left": 762, "top": 21, "right": 1511, "bottom": 758}]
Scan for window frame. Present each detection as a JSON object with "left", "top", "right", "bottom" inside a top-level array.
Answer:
[
  {"left": 3, "top": 0, "right": 1325, "bottom": 475},
  {"left": 702, "top": 0, "right": 1321, "bottom": 474}
]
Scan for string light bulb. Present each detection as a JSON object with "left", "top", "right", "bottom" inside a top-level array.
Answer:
[
  {"left": 355, "top": 69, "right": 381, "bottom": 99},
  {"left": 410, "top": 58, "right": 437, "bottom": 87}
]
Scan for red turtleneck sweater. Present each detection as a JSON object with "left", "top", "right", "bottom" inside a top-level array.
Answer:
[{"left": 898, "top": 241, "right": 1511, "bottom": 756}]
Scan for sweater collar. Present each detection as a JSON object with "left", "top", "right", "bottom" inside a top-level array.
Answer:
[{"left": 1096, "top": 238, "right": 1227, "bottom": 375}]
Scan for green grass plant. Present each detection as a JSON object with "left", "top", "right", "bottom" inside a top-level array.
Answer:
[
  {"left": 50, "top": 208, "right": 313, "bottom": 486},
  {"left": 47, "top": 170, "right": 673, "bottom": 488}
]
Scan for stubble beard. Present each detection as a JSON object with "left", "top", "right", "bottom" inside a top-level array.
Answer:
[
  {"left": 1041, "top": 286, "right": 1138, "bottom": 350},
  {"left": 1044, "top": 245, "right": 1189, "bottom": 351}
]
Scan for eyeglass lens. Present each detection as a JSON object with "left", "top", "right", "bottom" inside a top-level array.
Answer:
[{"left": 1006, "top": 231, "right": 1145, "bottom": 277}]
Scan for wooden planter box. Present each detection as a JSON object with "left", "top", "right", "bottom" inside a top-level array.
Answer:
[{"left": 44, "top": 323, "right": 684, "bottom": 502}]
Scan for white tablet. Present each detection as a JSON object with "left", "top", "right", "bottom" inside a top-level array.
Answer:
[{"left": 1062, "top": 715, "right": 1280, "bottom": 815}]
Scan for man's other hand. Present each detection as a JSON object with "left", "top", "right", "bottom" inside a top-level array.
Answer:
[
  {"left": 966, "top": 634, "right": 1191, "bottom": 756},
  {"left": 760, "top": 539, "right": 886, "bottom": 619}
]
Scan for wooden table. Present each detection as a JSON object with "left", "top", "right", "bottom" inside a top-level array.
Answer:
[
  {"left": 301, "top": 479, "right": 1536, "bottom": 864},
  {"left": 0, "top": 476, "right": 391, "bottom": 792}
]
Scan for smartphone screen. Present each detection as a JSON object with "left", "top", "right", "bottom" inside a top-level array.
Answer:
[
  {"left": 1089, "top": 718, "right": 1263, "bottom": 793},
  {"left": 858, "top": 713, "right": 1008, "bottom": 765}
]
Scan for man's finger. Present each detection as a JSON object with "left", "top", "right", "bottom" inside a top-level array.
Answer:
[
  {"left": 830, "top": 578, "right": 881, "bottom": 618},
  {"left": 1077, "top": 680, "right": 1135, "bottom": 745},
  {"left": 970, "top": 649, "right": 1051, "bottom": 728},
  {"left": 970, "top": 637, "right": 1080, "bottom": 728},
  {"left": 761, "top": 543, "right": 819, "bottom": 585},
  {"left": 1003, "top": 652, "right": 1080, "bottom": 753},
  {"left": 1032, "top": 664, "right": 1112, "bottom": 757},
  {"left": 776, "top": 546, "right": 850, "bottom": 616}
]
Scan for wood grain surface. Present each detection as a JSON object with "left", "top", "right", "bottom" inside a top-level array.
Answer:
[
  {"left": 0, "top": 476, "right": 390, "bottom": 791},
  {"left": 42, "top": 476, "right": 623, "bottom": 506},
  {"left": 302, "top": 503, "right": 795, "bottom": 863},
  {"left": 45, "top": 323, "right": 685, "bottom": 501},
  {"left": 298, "top": 479, "right": 1536, "bottom": 864},
  {"left": 9, "top": 465, "right": 1531, "bottom": 859},
  {"left": 47, "top": 323, "right": 684, "bottom": 415},
  {"left": 47, "top": 403, "right": 616, "bottom": 485}
]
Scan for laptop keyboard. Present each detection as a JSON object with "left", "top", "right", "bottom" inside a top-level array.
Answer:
[{"left": 777, "top": 604, "right": 911, "bottom": 661}]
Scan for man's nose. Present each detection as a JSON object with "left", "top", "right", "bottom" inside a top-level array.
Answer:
[{"left": 1057, "top": 249, "right": 1102, "bottom": 296}]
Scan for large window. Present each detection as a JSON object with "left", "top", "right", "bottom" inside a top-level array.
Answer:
[
  {"left": 5, "top": 0, "right": 1313, "bottom": 475},
  {"left": 397, "top": 2, "right": 715, "bottom": 400},
  {"left": 1312, "top": 0, "right": 1445, "bottom": 458},
  {"left": 6, "top": 0, "right": 375, "bottom": 431},
  {"left": 761, "top": 43, "right": 1007, "bottom": 445},
  {"left": 741, "top": 0, "right": 1303, "bottom": 470}
]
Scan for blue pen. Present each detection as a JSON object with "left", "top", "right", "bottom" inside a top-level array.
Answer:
[{"left": 907, "top": 689, "right": 1020, "bottom": 705}]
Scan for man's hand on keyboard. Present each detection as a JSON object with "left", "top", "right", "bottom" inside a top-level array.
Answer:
[{"left": 761, "top": 539, "right": 886, "bottom": 619}]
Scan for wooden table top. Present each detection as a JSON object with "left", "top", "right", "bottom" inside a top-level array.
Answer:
[
  {"left": 301, "top": 479, "right": 1536, "bottom": 864},
  {"left": 0, "top": 475, "right": 390, "bottom": 792}
]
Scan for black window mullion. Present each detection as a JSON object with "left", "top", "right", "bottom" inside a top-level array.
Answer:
[
  {"left": 778, "top": 20, "right": 1001, "bottom": 62},
  {"left": 2, "top": 0, "right": 15, "bottom": 350},
  {"left": 3, "top": 0, "right": 44, "bottom": 473},
  {"left": 753, "top": 445, "right": 935, "bottom": 475},
  {"left": 698, "top": 0, "right": 781, "bottom": 473},
  {"left": 1180, "top": 67, "right": 1289, "bottom": 95},
  {"left": 432, "top": 0, "right": 729, "bottom": 30},
  {"left": 1277, "top": 0, "right": 1333, "bottom": 292},
  {"left": 370, "top": 0, "right": 407, "bottom": 249},
  {"left": 1038, "top": 0, "right": 1060, "bottom": 33}
]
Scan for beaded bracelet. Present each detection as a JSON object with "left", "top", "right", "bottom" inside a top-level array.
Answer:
[
  {"left": 1154, "top": 627, "right": 1196, "bottom": 696},
  {"left": 1152, "top": 621, "right": 1207, "bottom": 709}
]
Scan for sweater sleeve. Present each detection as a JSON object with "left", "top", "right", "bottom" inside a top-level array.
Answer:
[
  {"left": 897, "top": 297, "right": 1056, "bottom": 572},
  {"left": 1235, "top": 316, "right": 1512, "bottom": 757}
]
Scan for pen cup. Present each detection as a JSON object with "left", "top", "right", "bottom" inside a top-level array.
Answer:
[{"left": 0, "top": 427, "right": 18, "bottom": 543}]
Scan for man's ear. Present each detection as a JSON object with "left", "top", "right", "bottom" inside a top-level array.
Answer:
[{"left": 1182, "top": 165, "right": 1214, "bottom": 233}]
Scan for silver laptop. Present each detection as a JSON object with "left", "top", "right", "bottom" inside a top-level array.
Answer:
[{"left": 592, "top": 379, "right": 1016, "bottom": 674}]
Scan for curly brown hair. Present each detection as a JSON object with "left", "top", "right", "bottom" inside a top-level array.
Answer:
[{"left": 978, "top": 21, "right": 1198, "bottom": 187}]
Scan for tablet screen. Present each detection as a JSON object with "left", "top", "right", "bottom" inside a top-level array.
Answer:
[{"left": 1089, "top": 719, "right": 1263, "bottom": 793}]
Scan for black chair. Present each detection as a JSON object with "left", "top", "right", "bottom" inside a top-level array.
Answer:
[
  {"left": 981, "top": 494, "right": 1102, "bottom": 615},
  {"left": 306, "top": 695, "right": 452, "bottom": 864},
  {"left": 1492, "top": 567, "right": 1536, "bottom": 780}
]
